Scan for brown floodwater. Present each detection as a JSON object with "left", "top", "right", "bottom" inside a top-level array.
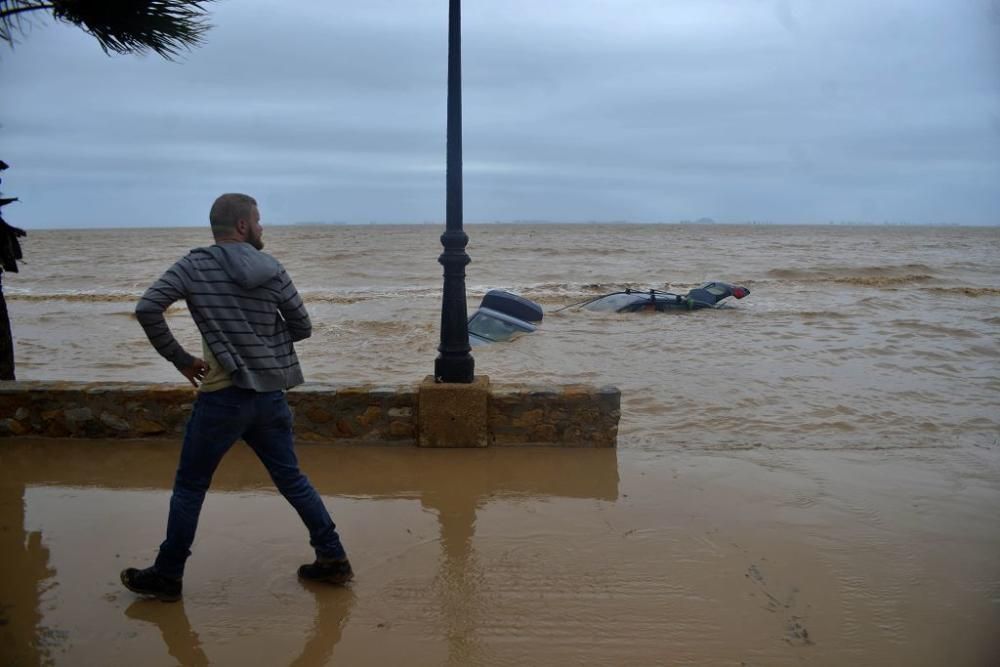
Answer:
[
  {"left": 3, "top": 223, "right": 999, "bottom": 663},
  {"left": 2, "top": 438, "right": 998, "bottom": 666},
  {"left": 6, "top": 223, "right": 1000, "bottom": 451}
]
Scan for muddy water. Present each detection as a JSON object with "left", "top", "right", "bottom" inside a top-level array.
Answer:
[
  {"left": 1, "top": 439, "right": 998, "bottom": 666},
  {"left": 6, "top": 223, "right": 999, "bottom": 451},
  {"left": 2, "top": 223, "right": 999, "bottom": 664}
]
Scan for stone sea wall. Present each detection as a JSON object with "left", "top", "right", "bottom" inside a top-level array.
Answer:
[
  {"left": 490, "top": 384, "right": 621, "bottom": 447},
  {"left": 0, "top": 381, "right": 620, "bottom": 447}
]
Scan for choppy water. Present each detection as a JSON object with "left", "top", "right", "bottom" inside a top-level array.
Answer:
[{"left": 5, "top": 223, "right": 999, "bottom": 450}]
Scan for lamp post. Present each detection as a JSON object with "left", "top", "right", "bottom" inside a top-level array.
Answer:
[{"left": 434, "top": 0, "right": 474, "bottom": 383}]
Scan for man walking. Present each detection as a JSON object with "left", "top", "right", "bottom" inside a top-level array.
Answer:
[{"left": 121, "top": 193, "right": 351, "bottom": 602}]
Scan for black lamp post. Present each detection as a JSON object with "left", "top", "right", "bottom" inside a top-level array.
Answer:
[{"left": 434, "top": 0, "right": 474, "bottom": 383}]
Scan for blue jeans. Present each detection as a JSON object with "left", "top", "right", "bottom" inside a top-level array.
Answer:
[{"left": 154, "top": 387, "right": 346, "bottom": 579}]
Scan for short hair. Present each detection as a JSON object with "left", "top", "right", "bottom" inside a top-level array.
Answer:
[{"left": 209, "top": 193, "right": 257, "bottom": 234}]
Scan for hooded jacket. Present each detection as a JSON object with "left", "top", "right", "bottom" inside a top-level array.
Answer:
[{"left": 135, "top": 242, "right": 311, "bottom": 392}]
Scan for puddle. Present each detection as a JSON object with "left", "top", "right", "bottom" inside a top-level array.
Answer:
[{"left": 1, "top": 439, "right": 998, "bottom": 665}]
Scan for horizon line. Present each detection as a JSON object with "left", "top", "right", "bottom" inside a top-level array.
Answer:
[{"left": 17, "top": 220, "right": 1000, "bottom": 232}]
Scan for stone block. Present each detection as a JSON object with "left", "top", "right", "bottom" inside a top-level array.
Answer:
[
  {"left": 134, "top": 418, "right": 166, "bottom": 435},
  {"left": 65, "top": 407, "right": 94, "bottom": 423},
  {"left": 0, "top": 418, "right": 29, "bottom": 435},
  {"left": 388, "top": 420, "right": 414, "bottom": 438},
  {"left": 100, "top": 412, "right": 131, "bottom": 432},
  {"left": 418, "top": 375, "right": 490, "bottom": 448},
  {"left": 304, "top": 406, "right": 333, "bottom": 424},
  {"left": 512, "top": 409, "right": 545, "bottom": 428},
  {"left": 357, "top": 406, "right": 382, "bottom": 427},
  {"left": 335, "top": 419, "right": 354, "bottom": 437}
]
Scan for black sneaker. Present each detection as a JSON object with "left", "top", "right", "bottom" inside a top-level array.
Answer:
[
  {"left": 298, "top": 558, "right": 354, "bottom": 585},
  {"left": 120, "top": 566, "right": 182, "bottom": 602}
]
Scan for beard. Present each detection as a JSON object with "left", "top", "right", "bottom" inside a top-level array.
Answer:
[{"left": 248, "top": 228, "right": 264, "bottom": 250}]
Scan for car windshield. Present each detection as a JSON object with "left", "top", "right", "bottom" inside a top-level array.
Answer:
[{"left": 468, "top": 312, "right": 527, "bottom": 342}]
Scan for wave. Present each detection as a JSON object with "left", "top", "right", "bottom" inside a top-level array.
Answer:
[
  {"left": 2, "top": 284, "right": 685, "bottom": 306},
  {"left": 922, "top": 287, "right": 1000, "bottom": 297},
  {"left": 301, "top": 293, "right": 409, "bottom": 304},
  {"left": 888, "top": 320, "right": 980, "bottom": 339},
  {"left": 5, "top": 287, "right": 437, "bottom": 305},
  {"left": 527, "top": 247, "right": 639, "bottom": 257},
  {"left": 6, "top": 291, "right": 140, "bottom": 302},
  {"left": 8, "top": 278, "right": 995, "bottom": 307},
  {"left": 327, "top": 320, "right": 437, "bottom": 336},
  {"left": 766, "top": 264, "right": 937, "bottom": 287},
  {"left": 794, "top": 310, "right": 855, "bottom": 320}
]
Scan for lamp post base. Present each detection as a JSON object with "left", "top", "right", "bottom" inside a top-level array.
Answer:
[
  {"left": 418, "top": 375, "right": 490, "bottom": 447},
  {"left": 434, "top": 354, "right": 475, "bottom": 384}
]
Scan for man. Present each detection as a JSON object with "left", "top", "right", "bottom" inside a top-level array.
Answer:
[{"left": 121, "top": 193, "right": 351, "bottom": 602}]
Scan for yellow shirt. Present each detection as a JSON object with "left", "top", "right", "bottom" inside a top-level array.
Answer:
[{"left": 199, "top": 338, "right": 234, "bottom": 393}]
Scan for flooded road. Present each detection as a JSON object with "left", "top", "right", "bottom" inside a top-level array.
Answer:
[{"left": 2, "top": 439, "right": 998, "bottom": 666}]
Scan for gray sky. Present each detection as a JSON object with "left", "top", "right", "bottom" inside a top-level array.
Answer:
[{"left": 2, "top": 0, "right": 999, "bottom": 228}]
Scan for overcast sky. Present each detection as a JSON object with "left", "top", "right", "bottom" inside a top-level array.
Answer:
[{"left": 2, "top": 0, "right": 998, "bottom": 228}]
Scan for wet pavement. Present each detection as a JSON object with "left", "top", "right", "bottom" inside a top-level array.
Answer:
[{"left": 2, "top": 438, "right": 999, "bottom": 666}]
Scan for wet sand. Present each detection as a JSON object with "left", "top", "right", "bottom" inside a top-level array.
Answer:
[{"left": 2, "top": 439, "right": 999, "bottom": 666}]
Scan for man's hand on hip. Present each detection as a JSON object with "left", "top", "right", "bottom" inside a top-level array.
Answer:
[{"left": 181, "top": 358, "right": 209, "bottom": 388}]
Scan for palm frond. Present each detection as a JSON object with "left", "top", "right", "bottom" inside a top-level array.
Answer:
[
  {"left": 0, "top": 1, "right": 54, "bottom": 47},
  {"left": 1, "top": 0, "right": 216, "bottom": 60}
]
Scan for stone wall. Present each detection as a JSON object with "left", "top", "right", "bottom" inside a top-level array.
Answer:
[
  {"left": 490, "top": 384, "right": 621, "bottom": 447},
  {"left": 0, "top": 380, "right": 620, "bottom": 447}
]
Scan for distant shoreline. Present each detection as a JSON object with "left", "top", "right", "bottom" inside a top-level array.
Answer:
[{"left": 20, "top": 221, "right": 998, "bottom": 232}]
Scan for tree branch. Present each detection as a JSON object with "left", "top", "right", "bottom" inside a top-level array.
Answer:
[{"left": 0, "top": 4, "right": 55, "bottom": 19}]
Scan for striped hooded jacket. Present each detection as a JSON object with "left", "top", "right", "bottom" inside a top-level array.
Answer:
[{"left": 135, "top": 242, "right": 311, "bottom": 391}]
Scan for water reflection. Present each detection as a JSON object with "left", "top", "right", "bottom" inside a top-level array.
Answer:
[
  {"left": 411, "top": 449, "right": 618, "bottom": 665},
  {"left": 122, "top": 587, "right": 356, "bottom": 667},
  {"left": 425, "top": 488, "right": 484, "bottom": 666},
  {"left": 124, "top": 600, "right": 208, "bottom": 667},
  {"left": 0, "top": 474, "right": 56, "bottom": 666},
  {"left": 0, "top": 440, "right": 619, "bottom": 665},
  {"left": 289, "top": 587, "right": 356, "bottom": 667}
]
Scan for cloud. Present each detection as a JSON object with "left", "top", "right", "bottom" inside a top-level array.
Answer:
[{"left": 1, "top": 0, "right": 998, "bottom": 227}]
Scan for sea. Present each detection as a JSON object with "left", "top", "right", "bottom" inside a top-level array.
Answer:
[{"left": 3, "top": 222, "right": 999, "bottom": 451}]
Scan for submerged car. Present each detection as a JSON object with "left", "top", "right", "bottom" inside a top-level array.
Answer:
[
  {"left": 466, "top": 281, "right": 749, "bottom": 344},
  {"left": 467, "top": 289, "right": 544, "bottom": 346},
  {"left": 579, "top": 282, "right": 750, "bottom": 313}
]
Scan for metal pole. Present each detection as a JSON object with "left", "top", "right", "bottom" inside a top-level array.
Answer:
[{"left": 434, "top": 0, "right": 474, "bottom": 383}]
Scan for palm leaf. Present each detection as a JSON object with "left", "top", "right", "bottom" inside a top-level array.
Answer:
[{"left": 1, "top": 0, "right": 216, "bottom": 60}]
